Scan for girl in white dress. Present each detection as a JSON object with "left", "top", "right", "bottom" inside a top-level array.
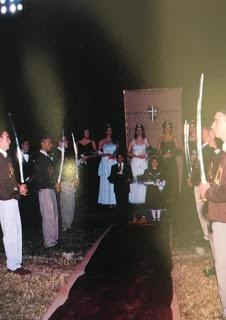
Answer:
[
  {"left": 98, "top": 125, "right": 117, "bottom": 205},
  {"left": 128, "top": 124, "right": 150, "bottom": 220}
]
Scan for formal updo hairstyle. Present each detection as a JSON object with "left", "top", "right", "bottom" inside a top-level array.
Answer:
[
  {"left": 105, "top": 123, "right": 113, "bottom": 135},
  {"left": 81, "top": 125, "right": 91, "bottom": 139}
]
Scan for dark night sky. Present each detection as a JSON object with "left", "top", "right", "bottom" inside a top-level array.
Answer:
[
  {"left": 1, "top": 0, "right": 226, "bottom": 148},
  {"left": 0, "top": 0, "right": 136, "bottom": 147}
]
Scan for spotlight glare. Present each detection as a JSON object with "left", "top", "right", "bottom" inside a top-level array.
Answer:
[
  {"left": 1, "top": 5, "right": 7, "bottom": 14},
  {"left": 9, "top": 3, "right": 16, "bottom": 13},
  {"left": 17, "top": 3, "right": 22, "bottom": 10},
  {"left": 0, "top": 0, "right": 23, "bottom": 15}
]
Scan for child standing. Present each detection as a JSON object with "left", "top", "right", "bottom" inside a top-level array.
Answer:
[
  {"left": 139, "top": 156, "right": 166, "bottom": 222},
  {"left": 108, "top": 151, "right": 133, "bottom": 224}
]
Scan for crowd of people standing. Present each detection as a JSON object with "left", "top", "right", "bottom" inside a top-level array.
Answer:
[
  {"left": 0, "top": 120, "right": 182, "bottom": 275},
  {"left": 1, "top": 111, "right": 226, "bottom": 319}
]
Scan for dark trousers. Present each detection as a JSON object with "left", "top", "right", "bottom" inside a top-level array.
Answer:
[{"left": 115, "top": 191, "right": 129, "bottom": 224}]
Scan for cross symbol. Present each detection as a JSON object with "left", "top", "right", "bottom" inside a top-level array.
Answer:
[{"left": 147, "top": 106, "right": 158, "bottom": 121}]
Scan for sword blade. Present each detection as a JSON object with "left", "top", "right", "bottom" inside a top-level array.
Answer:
[
  {"left": 57, "top": 128, "right": 65, "bottom": 184},
  {"left": 8, "top": 113, "right": 24, "bottom": 183},
  {"left": 71, "top": 132, "right": 78, "bottom": 179},
  {"left": 196, "top": 73, "right": 206, "bottom": 184}
]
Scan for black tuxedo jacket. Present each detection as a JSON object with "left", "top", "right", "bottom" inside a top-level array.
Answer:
[{"left": 108, "top": 162, "right": 133, "bottom": 195}]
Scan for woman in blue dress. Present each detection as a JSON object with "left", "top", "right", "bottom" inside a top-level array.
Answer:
[{"left": 98, "top": 124, "right": 118, "bottom": 205}]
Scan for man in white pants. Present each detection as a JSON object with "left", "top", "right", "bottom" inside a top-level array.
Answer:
[
  {"left": 199, "top": 111, "right": 226, "bottom": 319},
  {"left": 0, "top": 130, "right": 31, "bottom": 275}
]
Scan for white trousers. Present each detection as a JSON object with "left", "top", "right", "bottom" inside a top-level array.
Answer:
[
  {"left": 0, "top": 199, "right": 22, "bottom": 271},
  {"left": 60, "top": 181, "right": 75, "bottom": 231},
  {"left": 39, "top": 189, "right": 58, "bottom": 248},
  {"left": 194, "top": 186, "right": 209, "bottom": 239},
  {"left": 212, "top": 222, "right": 226, "bottom": 313}
]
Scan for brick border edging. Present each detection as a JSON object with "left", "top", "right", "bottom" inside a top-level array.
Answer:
[
  {"left": 41, "top": 224, "right": 113, "bottom": 320},
  {"left": 169, "top": 220, "right": 181, "bottom": 320},
  {"left": 171, "top": 269, "right": 181, "bottom": 320}
]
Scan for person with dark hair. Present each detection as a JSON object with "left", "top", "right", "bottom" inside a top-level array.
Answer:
[
  {"left": 128, "top": 123, "right": 150, "bottom": 220},
  {"left": 188, "top": 120, "right": 197, "bottom": 152},
  {"left": 77, "top": 127, "right": 97, "bottom": 158},
  {"left": 199, "top": 110, "right": 226, "bottom": 320},
  {"left": 207, "top": 128, "right": 223, "bottom": 183},
  {"left": 188, "top": 120, "right": 198, "bottom": 175},
  {"left": 33, "top": 136, "right": 59, "bottom": 248},
  {"left": 77, "top": 126, "right": 97, "bottom": 207},
  {"left": 108, "top": 151, "right": 133, "bottom": 223},
  {"left": 16, "top": 139, "right": 37, "bottom": 229},
  {"left": 98, "top": 124, "right": 118, "bottom": 206},
  {"left": 0, "top": 130, "right": 31, "bottom": 275},
  {"left": 20, "top": 140, "right": 34, "bottom": 185},
  {"left": 157, "top": 120, "right": 180, "bottom": 203},
  {"left": 138, "top": 155, "right": 166, "bottom": 222},
  {"left": 54, "top": 136, "right": 77, "bottom": 232}
]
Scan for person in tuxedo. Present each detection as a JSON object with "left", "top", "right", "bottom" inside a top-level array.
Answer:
[
  {"left": 108, "top": 151, "right": 133, "bottom": 224},
  {"left": 20, "top": 140, "right": 34, "bottom": 185},
  {"left": 18, "top": 139, "right": 38, "bottom": 228}
]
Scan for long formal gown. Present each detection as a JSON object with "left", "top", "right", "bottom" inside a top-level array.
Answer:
[
  {"left": 159, "top": 140, "right": 178, "bottom": 201},
  {"left": 77, "top": 142, "right": 98, "bottom": 207},
  {"left": 98, "top": 143, "right": 117, "bottom": 205},
  {"left": 129, "top": 139, "right": 148, "bottom": 204}
]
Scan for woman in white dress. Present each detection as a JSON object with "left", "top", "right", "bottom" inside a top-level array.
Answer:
[
  {"left": 98, "top": 125, "right": 118, "bottom": 205},
  {"left": 128, "top": 124, "right": 150, "bottom": 219}
]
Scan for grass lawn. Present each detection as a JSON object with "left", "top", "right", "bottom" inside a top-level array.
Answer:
[
  {"left": 0, "top": 193, "right": 224, "bottom": 320},
  {"left": 0, "top": 207, "right": 112, "bottom": 320},
  {"left": 171, "top": 192, "right": 223, "bottom": 319}
]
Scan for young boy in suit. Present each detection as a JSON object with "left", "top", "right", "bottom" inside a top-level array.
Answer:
[{"left": 108, "top": 151, "right": 133, "bottom": 224}]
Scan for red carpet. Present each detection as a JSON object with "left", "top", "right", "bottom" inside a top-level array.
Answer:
[{"left": 49, "top": 222, "right": 173, "bottom": 320}]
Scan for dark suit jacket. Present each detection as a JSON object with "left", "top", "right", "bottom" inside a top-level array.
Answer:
[
  {"left": 33, "top": 152, "right": 56, "bottom": 190},
  {"left": 0, "top": 153, "right": 19, "bottom": 200},
  {"left": 108, "top": 162, "right": 133, "bottom": 195}
]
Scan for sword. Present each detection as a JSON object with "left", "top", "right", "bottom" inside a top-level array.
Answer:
[
  {"left": 71, "top": 132, "right": 78, "bottom": 180},
  {"left": 196, "top": 73, "right": 206, "bottom": 184},
  {"left": 8, "top": 113, "right": 24, "bottom": 183},
  {"left": 184, "top": 120, "right": 192, "bottom": 177},
  {"left": 57, "top": 128, "right": 65, "bottom": 184}
]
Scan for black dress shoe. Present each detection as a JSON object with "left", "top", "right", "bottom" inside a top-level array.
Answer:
[{"left": 8, "top": 267, "right": 31, "bottom": 276}]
